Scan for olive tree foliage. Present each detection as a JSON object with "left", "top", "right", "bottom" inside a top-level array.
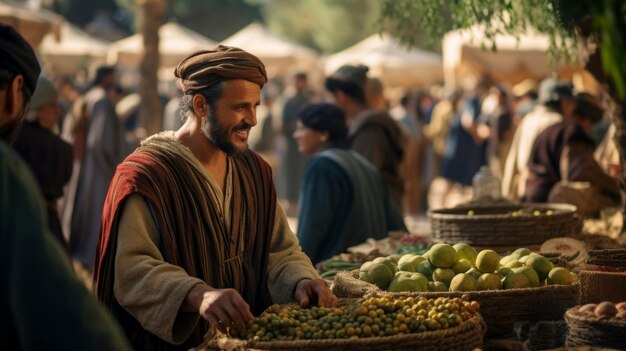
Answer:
[
  {"left": 379, "top": 0, "right": 625, "bottom": 98},
  {"left": 258, "top": 0, "right": 382, "bottom": 54}
]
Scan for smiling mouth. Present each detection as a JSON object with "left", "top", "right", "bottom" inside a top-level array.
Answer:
[{"left": 234, "top": 128, "right": 250, "bottom": 139}]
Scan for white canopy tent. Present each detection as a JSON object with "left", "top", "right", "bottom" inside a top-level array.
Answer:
[
  {"left": 324, "top": 33, "right": 443, "bottom": 88},
  {"left": 442, "top": 24, "right": 582, "bottom": 89},
  {"left": 39, "top": 22, "right": 109, "bottom": 76},
  {"left": 0, "top": 1, "right": 63, "bottom": 47},
  {"left": 107, "top": 22, "right": 217, "bottom": 69},
  {"left": 222, "top": 22, "right": 319, "bottom": 78}
]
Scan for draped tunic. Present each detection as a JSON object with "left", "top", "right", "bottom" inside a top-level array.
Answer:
[{"left": 94, "top": 132, "right": 318, "bottom": 350}]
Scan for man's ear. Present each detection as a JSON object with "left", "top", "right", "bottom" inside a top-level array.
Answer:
[
  {"left": 192, "top": 94, "right": 207, "bottom": 118},
  {"left": 7, "top": 75, "right": 25, "bottom": 117},
  {"left": 335, "top": 90, "right": 348, "bottom": 105}
]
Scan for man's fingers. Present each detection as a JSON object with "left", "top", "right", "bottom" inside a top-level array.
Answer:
[
  {"left": 233, "top": 297, "right": 254, "bottom": 325},
  {"left": 294, "top": 283, "right": 311, "bottom": 307},
  {"left": 212, "top": 307, "right": 232, "bottom": 333},
  {"left": 313, "top": 281, "right": 337, "bottom": 307},
  {"left": 223, "top": 300, "right": 249, "bottom": 333},
  {"left": 205, "top": 314, "right": 225, "bottom": 333}
]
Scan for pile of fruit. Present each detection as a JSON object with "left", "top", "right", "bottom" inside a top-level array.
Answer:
[
  {"left": 577, "top": 301, "right": 626, "bottom": 319},
  {"left": 236, "top": 295, "right": 480, "bottom": 342},
  {"left": 358, "top": 243, "right": 578, "bottom": 292},
  {"left": 317, "top": 235, "right": 430, "bottom": 280}
]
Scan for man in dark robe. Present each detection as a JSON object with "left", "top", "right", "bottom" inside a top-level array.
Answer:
[
  {"left": 0, "top": 24, "right": 131, "bottom": 350},
  {"left": 523, "top": 93, "right": 620, "bottom": 216},
  {"left": 94, "top": 45, "right": 336, "bottom": 351},
  {"left": 13, "top": 76, "right": 73, "bottom": 251},
  {"left": 325, "top": 65, "right": 406, "bottom": 208}
]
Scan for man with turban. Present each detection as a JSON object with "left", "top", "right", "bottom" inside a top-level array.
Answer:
[
  {"left": 325, "top": 65, "right": 406, "bottom": 208},
  {"left": 94, "top": 45, "right": 336, "bottom": 351},
  {"left": 0, "top": 24, "right": 131, "bottom": 350}
]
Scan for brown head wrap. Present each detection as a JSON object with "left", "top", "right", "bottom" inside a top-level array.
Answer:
[{"left": 174, "top": 45, "right": 267, "bottom": 94}]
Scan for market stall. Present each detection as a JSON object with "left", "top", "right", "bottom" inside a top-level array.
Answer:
[
  {"left": 324, "top": 33, "right": 443, "bottom": 88},
  {"left": 0, "top": 1, "right": 63, "bottom": 48},
  {"left": 107, "top": 22, "right": 218, "bottom": 69},
  {"left": 39, "top": 22, "right": 109, "bottom": 76},
  {"left": 222, "top": 22, "right": 319, "bottom": 79},
  {"left": 442, "top": 24, "right": 581, "bottom": 89}
]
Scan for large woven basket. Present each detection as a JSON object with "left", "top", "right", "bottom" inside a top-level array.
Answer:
[
  {"left": 332, "top": 271, "right": 580, "bottom": 339},
  {"left": 194, "top": 301, "right": 485, "bottom": 351},
  {"left": 427, "top": 203, "right": 580, "bottom": 247},
  {"left": 564, "top": 307, "right": 626, "bottom": 349},
  {"left": 579, "top": 270, "right": 626, "bottom": 304}
]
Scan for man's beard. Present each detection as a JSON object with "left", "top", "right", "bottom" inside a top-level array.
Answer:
[
  {"left": 201, "top": 109, "right": 250, "bottom": 159},
  {"left": 0, "top": 105, "right": 26, "bottom": 144}
]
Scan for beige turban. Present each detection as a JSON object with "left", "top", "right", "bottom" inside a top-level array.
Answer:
[{"left": 174, "top": 45, "right": 267, "bottom": 94}]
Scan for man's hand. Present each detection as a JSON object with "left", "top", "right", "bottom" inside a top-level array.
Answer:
[
  {"left": 184, "top": 284, "right": 253, "bottom": 334},
  {"left": 294, "top": 278, "right": 338, "bottom": 308}
]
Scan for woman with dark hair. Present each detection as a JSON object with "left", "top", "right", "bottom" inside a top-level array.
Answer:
[{"left": 294, "top": 103, "right": 405, "bottom": 264}]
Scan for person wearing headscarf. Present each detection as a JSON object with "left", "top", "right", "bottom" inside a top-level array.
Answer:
[
  {"left": 294, "top": 103, "right": 405, "bottom": 264},
  {"left": 325, "top": 65, "right": 407, "bottom": 209},
  {"left": 523, "top": 93, "right": 620, "bottom": 216},
  {"left": 0, "top": 24, "right": 132, "bottom": 350},
  {"left": 12, "top": 76, "right": 73, "bottom": 251},
  {"left": 94, "top": 45, "right": 336, "bottom": 351}
]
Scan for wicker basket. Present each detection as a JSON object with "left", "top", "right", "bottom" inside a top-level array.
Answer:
[
  {"left": 332, "top": 271, "right": 580, "bottom": 339},
  {"left": 427, "top": 203, "right": 581, "bottom": 247},
  {"left": 579, "top": 270, "right": 626, "bottom": 304},
  {"left": 565, "top": 307, "right": 626, "bottom": 349},
  {"left": 194, "top": 301, "right": 485, "bottom": 351}
]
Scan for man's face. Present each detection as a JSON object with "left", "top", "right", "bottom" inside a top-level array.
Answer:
[
  {"left": 201, "top": 79, "right": 260, "bottom": 158},
  {"left": 0, "top": 75, "right": 28, "bottom": 143}
]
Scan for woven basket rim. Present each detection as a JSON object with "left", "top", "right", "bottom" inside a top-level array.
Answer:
[
  {"left": 382, "top": 282, "right": 578, "bottom": 297},
  {"left": 565, "top": 307, "right": 626, "bottom": 327},
  {"left": 427, "top": 202, "right": 577, "bottom": 220},
  {"left": 244, "top": 313, "right": 485, "bottom": 349},
  {"left": 580, "top": 270, "right": 626, "bottom": 277}
]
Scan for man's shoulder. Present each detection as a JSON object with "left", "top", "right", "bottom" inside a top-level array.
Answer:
[{"left": 0, "top": 141, "right": 43, "bottom": 212}]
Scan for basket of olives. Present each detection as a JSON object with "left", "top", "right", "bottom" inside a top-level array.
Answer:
[{"left": 194, "top": 295, "right": 485, "bottom": 351}]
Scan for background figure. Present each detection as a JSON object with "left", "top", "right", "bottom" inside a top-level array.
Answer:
[
  {"left": 294, "top": 103, "right": 405, "bottom": 264},
  {"left": 524, "top": 93, "right": 620, "bottom": 216},
  {"left": 391, "top": 94, "right": 426, "bottom": 215},
  {"left": 278, "top": 72, "right": 311, "bottom": 215},
  {"left": 502, "top": 78, "right": 576, "bottom": 199},
  {"left": 477, "top": 85, "right": 513, "bottom": 178},
  {"left": 12, "top": 76, "right": 73, "bottom": 252},
  {"left": 162, "top": 80, "right": 184, "bottom": 131},
  {"left": 511, "top": 78, "right": 538, "bottom": 126},
  {"left": 433, "top": 90, "right": 488, "bottom": 208},
  {"left": 70, "top": 66, "right": 127, "bottom": 270},
  {"left": 249, "top": 81, "right": 280, "bottom": 168},
  {"left": 325, "top": 65, "right": 406, "bottom": 209}
]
